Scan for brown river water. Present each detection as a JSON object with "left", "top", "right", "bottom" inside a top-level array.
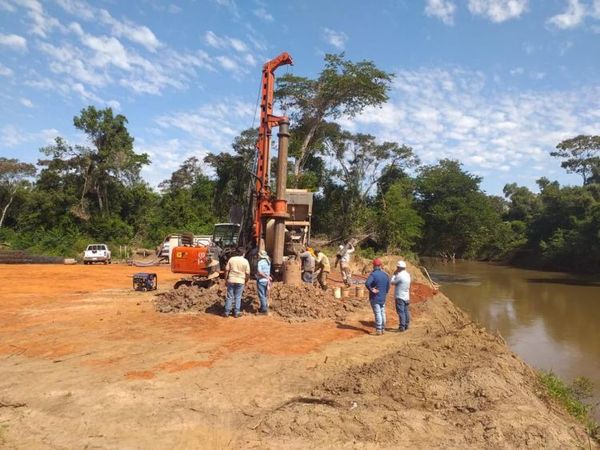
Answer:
[{"left": 424, "top": 259, "right": 600, "bottom": 419}]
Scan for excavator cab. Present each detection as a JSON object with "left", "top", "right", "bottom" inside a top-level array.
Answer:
[{"left": 212, "top": 223, "right": 240, "bottom": 249}]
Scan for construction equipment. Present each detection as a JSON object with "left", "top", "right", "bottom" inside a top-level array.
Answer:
[
  {"left": 133, "top": 272, "right": 158, "bottom": 291},
  {"left": 171, "top": 52, "right": 302, "bottom": 286}
]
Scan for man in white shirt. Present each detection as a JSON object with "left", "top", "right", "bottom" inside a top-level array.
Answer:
[
  {"left": 335, "top": 242, "right": 354, "bottom": 286},
  {"left": 224, "top": 248, "right": 250, "bottom": 318},
  {"left": 390, "top": 260, "right": 411, "bottom": 331}
]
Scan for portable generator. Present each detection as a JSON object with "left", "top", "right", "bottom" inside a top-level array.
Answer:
[{"left": 133, "top": 272, "right": 157, "bottom": 291}]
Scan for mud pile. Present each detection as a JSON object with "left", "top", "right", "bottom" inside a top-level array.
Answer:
[
  {"left": 154, "top": 281, "right": 367, "bottom": 322},
  {"left": 259, "top": 295, "right": 592, "bottom": 448}
]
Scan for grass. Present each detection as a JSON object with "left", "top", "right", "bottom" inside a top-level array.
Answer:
[{"left": 538, "top": 371, "right": 599, "bottom": 442}]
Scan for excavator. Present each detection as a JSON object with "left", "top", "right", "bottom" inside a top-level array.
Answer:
[{"left": 170, "top": 52, "right": 299, "bottom": 288}]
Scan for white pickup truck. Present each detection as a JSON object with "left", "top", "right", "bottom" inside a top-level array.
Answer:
[{"left": 83, "top": 244, "right": 112, "bottom": 265}]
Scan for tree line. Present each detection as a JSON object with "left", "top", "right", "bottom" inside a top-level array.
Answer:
[{"left": 1, "top": 54, "right": 598, "bottom": 273}]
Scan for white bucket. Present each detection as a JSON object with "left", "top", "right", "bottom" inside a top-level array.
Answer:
[{"left": 333, "top": 287, "right": 341, "bottom": 299}]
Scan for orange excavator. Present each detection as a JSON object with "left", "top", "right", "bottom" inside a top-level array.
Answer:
[{"left": 170, "top": 52, "right": 294, "bottom": 287}]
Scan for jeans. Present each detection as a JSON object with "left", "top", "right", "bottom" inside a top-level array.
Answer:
[
  {"left": 302, "top": 271, "right": 313, "bottom": 283},
  {"left": 370, "top": 300, "right": 386, "bottom": 331},
  {"left": 396, "top": 298, "right": 410, "bottom": 330},
  {"left": 225, "top": 282, "right": 244, "bottom": 315},
  {"left": 257, "top": 280, "right": 268, "bottom": 312}
]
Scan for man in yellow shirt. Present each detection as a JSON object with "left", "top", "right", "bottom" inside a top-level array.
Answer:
[
  {"left": 314, "top": 249, "right": 330, "bottom": 290},
  {"left": 224, "top": 248, "right": 250, "bottom": 318}
]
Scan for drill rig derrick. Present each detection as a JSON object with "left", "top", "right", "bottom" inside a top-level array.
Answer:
[{"left": 243, "top": 52, "right": 293, "bottom": 277}]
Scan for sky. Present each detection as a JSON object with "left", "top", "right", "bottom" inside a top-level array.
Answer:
[{"left": 0, "top": 0, "right": 599, "bottom": 195}]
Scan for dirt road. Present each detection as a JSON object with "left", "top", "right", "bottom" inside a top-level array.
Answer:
[{"left": 0, "top": 264, "right": 594, "bottom": 449}]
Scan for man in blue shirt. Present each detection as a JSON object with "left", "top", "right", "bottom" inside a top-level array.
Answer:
[
  {"left": 256, "top": 250, "right": 271, "bottom": 314},
  {"left": 365, "top": 258, "right": 390, "bottom": 335}
]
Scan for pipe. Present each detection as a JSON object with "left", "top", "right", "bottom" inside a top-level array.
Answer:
[{"left": 273, "top": 120, "right": 290, "bottom": 277}]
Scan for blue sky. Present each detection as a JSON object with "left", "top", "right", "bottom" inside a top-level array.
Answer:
[{"left": 0, "top": 0, "right": 599, "bottom": 194}]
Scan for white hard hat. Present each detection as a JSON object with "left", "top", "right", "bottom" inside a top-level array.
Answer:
[{"left": 397, "top": 260, "right": 407, "bottom": 268}]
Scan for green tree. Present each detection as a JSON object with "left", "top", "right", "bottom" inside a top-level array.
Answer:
[
  {"left": 40, "top": 106, "right": 149, "bottom": 218},
  {"left": 0, "top": 158, "right": 36, "bottom": 228},
  {"left": 204, "top": 128, "right": 257, "bottom": 220},
  {"left": 377, "top": 179, "right": 423, "bottom": 253},
  {"left": 415, "top": 159, "right": 502, "bottom": 259},
  {"left": 551, "top": 135, "right": 600, "bottom": 185},
  {"left": 324, "top": 131, "right": 418, "bottom": 237},
  {"left": 276, "top": 53, "right": 393, "bottom": 182}
]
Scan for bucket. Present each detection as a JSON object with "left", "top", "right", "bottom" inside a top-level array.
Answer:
[
  {"left": 342, "top": 287, "right": 350, "bottom": 299},
  {"left": 333, "top": 287, "right": 341, "bottom": 299},
  {"left": 355, "top": 286, "right": 364, "bottom": 298}
]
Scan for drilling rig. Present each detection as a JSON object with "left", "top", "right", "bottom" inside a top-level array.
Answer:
[{"left": 170, "top": 52, "right": 303, "bottom": 287}]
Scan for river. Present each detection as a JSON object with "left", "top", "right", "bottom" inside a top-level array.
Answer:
[{"left": 424, "top": 259, "right": 600, "bottom": 419}]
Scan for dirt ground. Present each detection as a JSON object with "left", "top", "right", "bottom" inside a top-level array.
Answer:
[{"left": 0, "top": 263, "right": 595, "bottom": 449}]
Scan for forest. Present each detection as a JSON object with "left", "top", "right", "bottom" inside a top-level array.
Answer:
[{"left": 1, "top": 55, "right": 599, "bottom": 273}]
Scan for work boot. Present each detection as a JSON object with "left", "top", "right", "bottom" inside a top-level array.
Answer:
[
  {"left": 258, "top": 309, "right": 268, "bottom": 315},
  {"left": 233, "top": 312, "right": 243, "bottom": 318},
  {"left": 223, "top": 312, "right": 230, "bottom": 318},
  {"left": 372, "top": 329, "right": 383, "bottom": 336}
]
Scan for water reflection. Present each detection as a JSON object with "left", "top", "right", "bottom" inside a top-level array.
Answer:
[{"left": 424, "top": 259, "right": 600, "bottom": 419}]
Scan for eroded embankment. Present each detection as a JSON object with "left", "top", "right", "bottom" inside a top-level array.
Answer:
[{"left": 252, "top": 294, "right": 595, "bottom": 449}]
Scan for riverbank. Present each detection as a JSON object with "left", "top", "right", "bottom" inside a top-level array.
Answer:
[{"left": 0, "top": 263, "right": 596, "bottom": 448}]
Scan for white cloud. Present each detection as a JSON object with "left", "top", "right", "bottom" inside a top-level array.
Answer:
[
  {"left": 216, "top": 55, "right": 239, "bottom": 72},
  {"left": 0, "top": 63, "right": 13, "bottom": 77},
  {"left": 253, "top": 6, "right": 274, "bottom": 22},
  {"left": 322, "top": 28, "right": 348, "bottom": 50},
  {"left": 0, "top": 33, "right": 27, "bottom": 51},
  {"left": 343, "top": 67, "right": 600, "bottom": 182},
  {"left": 19, "top": 98, "right": 34, "bottom": 108},
  {"left": 204, "top": 31, "right": 248, "bottom": 52},
  {"left": 98, "top": 9, "right": 162, "bottom": 52},
  {"left": 468, "top": 0, "right": 528, "bottom": 22},
  {"left": 0, "top": 125, "right": 59, "bottom": 148},
  {"left": 425, "top": 0, "right": 457, "bottom": 25},
  {"left": 19, "top": 0, "right": 63, "bottom": 37},
  {"left": 55, "top": 0, "right": 95, "bottom": 20},
  {"left": 547, "top": 0, "right": 586, "bottom": 29}
]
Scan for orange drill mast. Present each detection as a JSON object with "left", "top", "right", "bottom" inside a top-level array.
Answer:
[{"left": 251, "top": 52, "right": 293, "bottom": 258}]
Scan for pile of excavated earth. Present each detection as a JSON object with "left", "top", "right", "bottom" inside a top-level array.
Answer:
[
  {"left": 255, "top": 295, "right": 594, "bottom": 448},
  {"left": 154, "top": 280, "right": 365, "bottom": 322}
]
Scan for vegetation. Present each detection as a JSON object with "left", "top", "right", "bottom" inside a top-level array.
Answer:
[
  {"left": 0, "top": 53, "right": 598, "bottom": 272},
  {"left": 538, "top": 371, "right": 599, "bottom": 441}
]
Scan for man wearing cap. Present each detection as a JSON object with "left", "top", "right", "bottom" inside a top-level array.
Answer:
[
  {"left": 365, "top": 258, "right": 390, "bottom": 335},
  {"left": 256, "top": 250, "right": 271, "bottom": 314},
  {"left": 391, "top": 260, "right": 411, "bottom": 331}
]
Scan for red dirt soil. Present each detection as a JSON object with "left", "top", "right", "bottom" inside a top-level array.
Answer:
[{"left": 0, "top": 264, "right": 433, "bottom": 380}]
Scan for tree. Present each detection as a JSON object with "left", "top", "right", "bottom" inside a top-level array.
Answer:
[
  {"left": 0, "top": 158, "right": 36, "bottom": 228},
  {"left": 159, "top": 156, "right": 202, "bottom": 192},
  {"left": 40, "top": 106, "right": 149, "bottom": 218},
  {"left": 276, "top": 53, "right": 393, "bottom": 181},
  {"left": 315, "top": 131, "right": 418, "bottom": 237},
  {"left": 376, "top": 179, "right": 423, "bottom": 253},
  {"left": 551, "top": 135, "right": 600, "bottom": 185},
  {"left": 415, "top": 159, "right": 501, "bottom": 259},
  {"left": 204, "top": 128, "right": 257, "bottom": 220}
]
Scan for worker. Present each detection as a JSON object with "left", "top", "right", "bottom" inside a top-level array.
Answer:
[
  {"left": 390, "top": 260, "right": 411, "bottom": 332},
  {"left": 313, "top": 248, "right": 330, "bottom": 290},
  {"left": 335, "top": 242, "right": 355, "bottom": 286},
  {"left": 365, "top": 258, "right": 390, "bottom": 336},
  {"left": 223, "top": 248, "right": 250, "bottom": 318},
  {"left": 256, "top": 250, "right": 271, "bottom": 315},
  {"left": 299, "top": 247, "right": 315, "bottom": 284}
]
